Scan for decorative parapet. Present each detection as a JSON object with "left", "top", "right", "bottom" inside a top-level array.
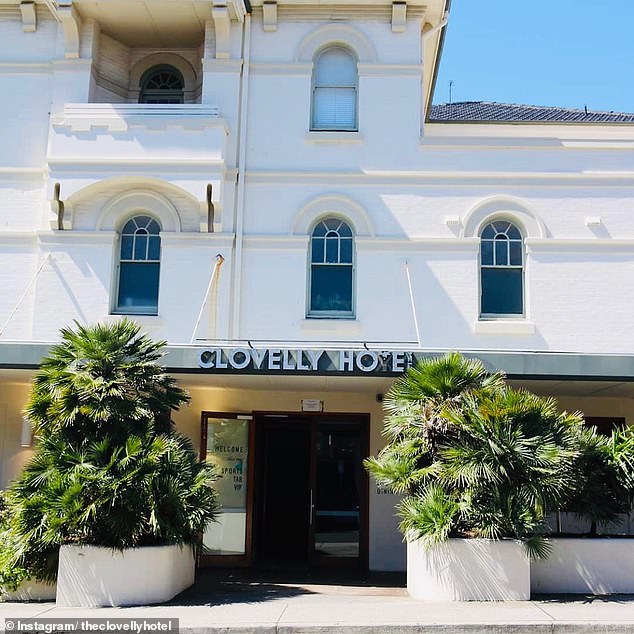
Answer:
[{"left": 51, "top": 104, "right": 226, "bottom": 133}]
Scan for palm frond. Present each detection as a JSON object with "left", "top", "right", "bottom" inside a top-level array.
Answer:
[{"left": 1, "top": 320, "right": 217, "bottom": 584}]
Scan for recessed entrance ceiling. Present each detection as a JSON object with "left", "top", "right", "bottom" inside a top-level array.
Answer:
[{"left": 76, "top": 1, "right": 211, "bottom": 47}]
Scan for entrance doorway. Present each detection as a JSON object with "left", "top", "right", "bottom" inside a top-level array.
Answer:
[{"left": 255, "top": 414, "right": 369, "bottom": 568}]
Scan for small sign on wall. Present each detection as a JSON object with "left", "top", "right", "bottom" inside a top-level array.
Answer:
[{"left": 301, "top": 399, "right": 323, "bottom": 412}]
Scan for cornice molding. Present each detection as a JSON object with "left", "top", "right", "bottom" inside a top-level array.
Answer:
[
  {"left": 423, "top": 124, "right": 634, "bottom": 148},
  {"left": 250, "top": 5, "right": 427, "bottom": 22},
  {"left": 243, "top": 235, "right": 309, "bottom": 249},
  {"left": 0, "top": 231, "right": 38, "bottom": 246},
  {"left": 0, "top": 167, "right": 45, "bottom": 178},
  {"left": 51, "top": 103, "right": 226, "bottom": 133},
  {"left": 245, "top": 169, "right": 634, "bottom": 186},
  {"left": 358, "top": 63, "right": 423, "bottom": 77},
  {"left": 526, "top": 238, "right": 634, "bottom": 254},
  {"left": 202, "top": 58, "right": 244, "bottom": 73},
  {"left": 0, "top": 62, "right": 51, "bottom": 73},
  {"left": 160, "top": 232, "right": 235, "bottom": 247},
  {"left": 356, "top": 237, "right": 480, "bottom": 252},
  {"left": 37, "top": 230, "right": 116, "bottom": 245},
  {"left": 250, "top": 62, "right": 312, "bottom": 75}
]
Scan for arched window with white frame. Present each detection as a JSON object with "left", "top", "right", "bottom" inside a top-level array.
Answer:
[
  {"left": 115, "top": 215, "right": 161, "bottom": 315},
  {"left": 309, "top": 217, "right": 354, "bottom": 317},
  {"left": 480, "top": 219, "right": 524, "bottom": 316},
  {"left": 311, "top": 47, "right": 358, "bottom": 131}
]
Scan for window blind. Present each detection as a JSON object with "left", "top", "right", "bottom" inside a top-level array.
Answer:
[{"left": 312, "top": 47, "right": 358, "bottom": 131}]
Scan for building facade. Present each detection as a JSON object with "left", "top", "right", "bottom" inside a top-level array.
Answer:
[{"left": 1, "top": 0, "right": 634, "bottom": 571}]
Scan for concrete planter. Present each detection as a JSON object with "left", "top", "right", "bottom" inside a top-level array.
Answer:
[
  {"left": 531, "top": 537, "right": 634, "bottom": 594},
  {"left": 407, "top": 538, "right": 530, "bottom": 601},
  {"left": 56, "top": 544, "right": 195, "bottom": 607},
  {"left": 1, "top": 580, "right": 56, "bottom": 602}
]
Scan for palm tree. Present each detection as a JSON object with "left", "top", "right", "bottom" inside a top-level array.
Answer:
[
  {"left": 563, "top": 425, "right": 634, "bottom": 535},
  {"left": 365, "top": 352, "right": 506, "bottom": 496},
  {"left": 1, "top": 320, "right": 217, "bottom": 585},
  {"left": 365, "top": 353, "right": 584, "bottom": 558}
]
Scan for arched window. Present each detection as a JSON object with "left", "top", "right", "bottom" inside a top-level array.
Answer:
[
  {"left": 311, "top": 47, "right": 358, "bottom": 131},
  {"left": 480, "top": 220, "right": 524, "bottom": 316},
  {"left": 115, "top": 216, "right": 161, "bottom": 315},
  {"left": 139, "top": 65, "right": 184, "bottom": 104},
  {"left": 309, "top": 218, "right": 354, "bottom": 316}
]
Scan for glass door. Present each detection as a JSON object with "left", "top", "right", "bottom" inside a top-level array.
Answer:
[
  {"left": 202, "top": 412, "right": 369, "bottom": 568},
  {"left": 200, "top": 413, "right": 253, "bottom": 565},
  {"left": 310, "top": 418, "right": 368, "bottom": 566},
  {"left": 256, "top": 417, "right": 312, "bottom": 564}
]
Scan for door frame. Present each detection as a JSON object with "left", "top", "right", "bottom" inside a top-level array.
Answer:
[
  {"left": 199, "top": 410, "right": 370, "bottom": 569},
  {"left": 253, "top": 411, "right": 370, "bottom": 569},
  {"left": 199, "top": 411, "right": 256, "bottom": 567}
]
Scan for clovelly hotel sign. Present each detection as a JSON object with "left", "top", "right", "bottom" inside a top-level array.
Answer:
[{"left": 198, "top": 348, "right": 419, "bottom": 376}]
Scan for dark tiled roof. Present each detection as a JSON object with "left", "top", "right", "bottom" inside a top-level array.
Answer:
[{"left": 429, "top": 101, "right": 634, "bottom": 123}]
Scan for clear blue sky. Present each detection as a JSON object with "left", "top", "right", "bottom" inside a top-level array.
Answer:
[{"left": 433, "top": 0, "right": 634, "bottom": 113}]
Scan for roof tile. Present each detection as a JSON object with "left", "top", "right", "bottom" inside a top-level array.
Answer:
[{"left": 429, "top": 101, "right": 634, "bottom": 123}]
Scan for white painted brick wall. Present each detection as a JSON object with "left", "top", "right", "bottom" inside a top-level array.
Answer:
[{"left": 0, "top": 6, "right": 633, "bottom": 356}]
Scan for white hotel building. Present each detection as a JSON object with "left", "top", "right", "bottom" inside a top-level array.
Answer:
[{"left": 1, "top": 0, "right": 634, "bottom": 572}]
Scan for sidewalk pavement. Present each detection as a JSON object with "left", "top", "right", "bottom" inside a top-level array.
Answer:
[{"left": 2, "top": 572, "right": 634, "bottom": 634}]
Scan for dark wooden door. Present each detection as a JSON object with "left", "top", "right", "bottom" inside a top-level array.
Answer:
[{"left": 255, "top": 413, "right": 368, "bottom": 568}]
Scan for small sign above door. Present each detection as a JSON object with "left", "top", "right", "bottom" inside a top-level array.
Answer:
[{"left": 301, "top": 399, "right": 324, "bottom": 412}]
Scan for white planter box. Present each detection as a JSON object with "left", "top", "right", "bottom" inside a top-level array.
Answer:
[
  {"left": 56, "top": 544, "right": 195, "bottom": 607},
  {"left": 1, "top": 580, "right": 56, "bottom": 602},
  {"left": 531, "top": 537, "right": 634, "bottom": 594},
  {"left": 407, "top": 538, "right": 530, "bottom": 601}
]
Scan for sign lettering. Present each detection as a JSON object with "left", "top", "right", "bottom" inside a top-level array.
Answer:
[{"left": 198, "top": 348, "right": 416, "bottom": 375}]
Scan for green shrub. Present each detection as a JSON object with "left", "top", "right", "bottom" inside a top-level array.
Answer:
[
  {"left": 0, "top": 492, "right": 31, "bottom": 592},
  {"left": 365, "top": 353, "right": 585, "bottom": 558},
  {"left": 563, "top": 424, "right": 634, "bottom": 534},
  {"left": 0, "top": 320, "right": 217, "bottom": 585}
]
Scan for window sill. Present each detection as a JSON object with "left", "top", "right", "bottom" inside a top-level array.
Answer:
[
  {"left": 473, "top": 320, "right": 535, "bottom": 335},
  {"left": 106, "top": 314, "right": 163, "bottom": 326},
  {"left": 300, "top": 318, "right": 361, "bottom": 333},
  {"left": 305, "top": 131, "right": 363, "bottom": 143}
]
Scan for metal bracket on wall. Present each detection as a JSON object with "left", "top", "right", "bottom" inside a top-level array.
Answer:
[
  {"left": 207, "top": 184, "right": 215, "bottom": 233},
  {"left": 51, "top": 182, "right": 71, "bottom": 230}
]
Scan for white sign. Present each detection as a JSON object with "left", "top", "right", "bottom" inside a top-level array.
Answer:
[{"left": 301, "top": 399, "right": 323, "bottom": 412}]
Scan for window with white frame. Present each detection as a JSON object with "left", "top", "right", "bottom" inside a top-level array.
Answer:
[
  {"left": 139, "top": 65, "right": 184, "bottom": 104},
  {"left": 311, "top": 47, "right": 358, "bottom": 131},
  {"left": 115, "top": 216, "right": 161, "bottom": 315},
  {"left": 480, "top": 220, "right": 524, "bottom": 316},
  {"left": 309, "top": 218, "right": 354, "bottom": 317}
]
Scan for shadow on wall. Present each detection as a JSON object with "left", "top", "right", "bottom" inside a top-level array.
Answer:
[
  {"left": 411, "top": 253, "right": 548, "bottom": 351},
  {"left": 407, "top": 538, "right": 530, "bottom": 601}
]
